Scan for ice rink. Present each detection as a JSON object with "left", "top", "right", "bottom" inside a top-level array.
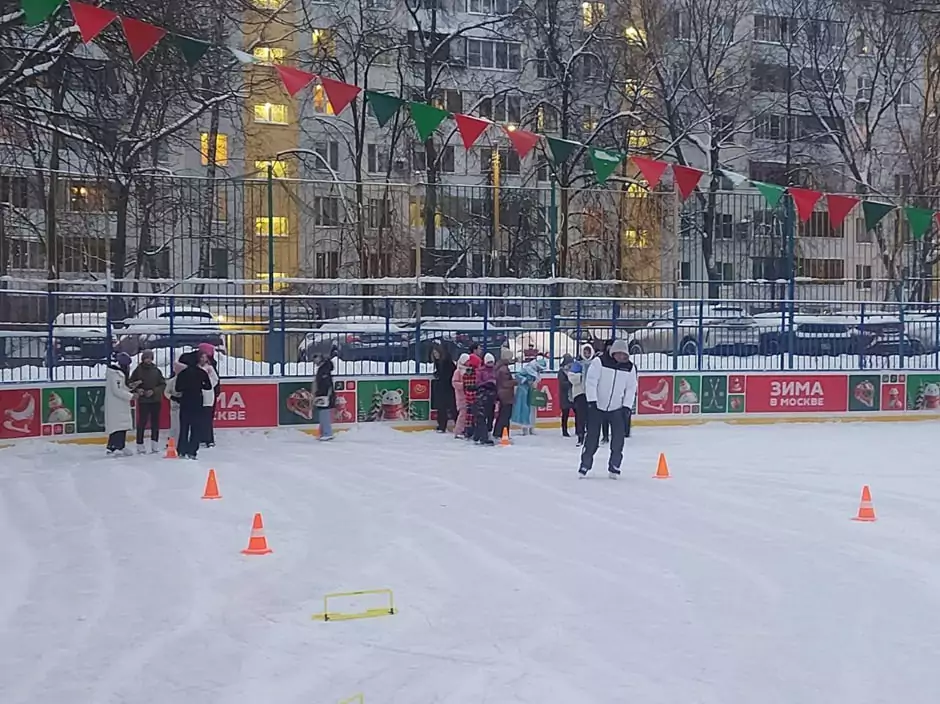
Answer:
[{"left": 2, "top": 420, "right": 939, "bottom": 704}]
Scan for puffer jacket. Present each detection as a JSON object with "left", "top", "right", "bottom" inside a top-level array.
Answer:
[
  {"left": 585, "top": 353, "right": 638, "bottom": 412},
  {"left": 493, "top": 359, "right": 516, "bottom": 405}
]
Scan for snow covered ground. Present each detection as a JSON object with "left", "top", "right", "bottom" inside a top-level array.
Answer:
[{"left": 2, "top": 422, "right": 939, "bottom": 704}]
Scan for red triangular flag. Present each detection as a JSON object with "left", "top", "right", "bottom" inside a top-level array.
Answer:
[
  {"left": 788, "top": 186, "right": 823, "bottom": 223},
  {"left": 631, "top": 156, "right": 668, "bottom": 189},
  {"left": 454, "top": 114, "right": 490, "bottom": 150},
  {"left": 826, "top": 194, "right": 860, "bottom": 229},
  {"left": 319, "top": 76, "right": 360, "bottom": 116},
  {"left": 504, "top": 126, "right": 540, "bottom": 158},
  {"left": 673, "top": 164, "right": 704, "bottom": 200},
  {"left": 274, "top": 65, "right": 315, "bottom": 97},
  {"left": 120, "top": 17, "right": 166, "bottom": 62},
  {"left": 935, "top": 210, "right": 940, "bottom": 233},
  {"left": 69, "top": 1, "right": 117, "bottom": 43}
]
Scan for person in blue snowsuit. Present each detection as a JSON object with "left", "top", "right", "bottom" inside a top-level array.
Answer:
[{"left": 511, "top": 356, "right": 547, "bottom": 435}]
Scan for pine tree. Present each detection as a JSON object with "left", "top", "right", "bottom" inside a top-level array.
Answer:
[
  {"left": 913, "top": 383, "right": 926, "bottom": 410},
  {"left": 363, "top": 389, "right": 383, "bottom": 422}
]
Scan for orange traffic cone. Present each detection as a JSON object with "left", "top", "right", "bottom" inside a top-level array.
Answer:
[
  {"left": 653, "top": 453, "right": 670, "bottom": 479},
  {"left": 852, "top": 485, "right": 877, "bottom": 522},
  {"left": 241, "top": 513, "right": 272, "bottom": 555},
  {"left": 202, "top": 469, "right": 221, "bottom": 500},
  {"left": 500, "top": 428, "right": 510, "bottom": 446},
  {"left": 164, "top": 437, "right": 178, "bottom": 459}
]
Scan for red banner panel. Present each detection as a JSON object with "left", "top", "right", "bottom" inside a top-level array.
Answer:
[
  {"left": 0, "top": 388, "right": 41, "bottom": 439},
  {"left": 214, "top": 383, "right": 278, "bottom": 428},
  {"left": 636, "top": 375, "right": 674, "bottom": 415},
  {"left": 745, "top": 374, "right": 848, "bottom": 413},
  {"left": 536, "top": 376, "right": 560, "bottom": 418}
]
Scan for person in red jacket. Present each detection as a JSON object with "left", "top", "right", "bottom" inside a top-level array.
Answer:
[{"left": 462, "top": 353, "right": 481, "bottom": 439}]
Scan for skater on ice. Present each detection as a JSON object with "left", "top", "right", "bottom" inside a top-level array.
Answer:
[
  {"left": 129, "top": 349, "right": 166, "bottom": 454},
  {"left": 511, "top": 356, "right": 546, "bottom": 436},
  {"left": 492, "top": 347, "right": 516, "bottom": 441},
  {"left": 174, "top": 349, "right": 213, "bottom": 459},
  {"left": 314, "top": 355, "right": 336, "bottom": 441},
  {"left": 453, "top": 353, "right": 470, "bottom": 438},
  {"left": 558, "top": 353, "right": 575, "bottom": 438},
  {"left": 431, "top": 344, "right": 456, "bottom": 433},
  {"left": 567, "top": 343, "right": 594, "bottom": 447},
  {"left": 461, "top": 353, "right": 481, "bottom": 440},
  {"left": 578, "top": 339, "right": 637, "bottom": 478},
  {"left": 472, "top": 353, "right": 498, "bottom": 445},
  {"left": 105, "top": 352, "right": 136, "bottom": 455},
  {"left": 164, "top": 361, "right": 185, "bottom": 444}
]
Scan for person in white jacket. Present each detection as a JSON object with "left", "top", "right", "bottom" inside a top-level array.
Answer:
[
  {"left": 105, "top": 352, "right": 136, "bottom": 455},
  {"left": 578, "top": 339, "right": 638, "bottom": 478}
]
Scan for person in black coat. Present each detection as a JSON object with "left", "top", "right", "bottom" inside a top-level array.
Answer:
[
  {"left": 174, "top": 350, "right": 212, "bottom": 459},
  {"left": 314, "top": 356, "right": 335, "bottom": 441},
  {"left": 430, "top": 344, "right": 457, "bottom": 433}
]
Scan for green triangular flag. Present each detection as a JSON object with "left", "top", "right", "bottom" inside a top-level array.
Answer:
[
  {"left": 752, "top": 180, "right": 785, "bottom": 208},
  {"left": 22, "top": 0, "right": 64, "bottom": 26},
  {"left": 546, "top": 136, "right": 579, "bottom": 164},
  {"left": 171, "top": 35, "right": 211, "bottom": 67},
  {"left": 366, "top": 91, "right": 405, "bottom": 127},
  {"left": 862, "top": 201, "right": 895, "bottom": 231},
  {"left": 588, "top": 147, "right": 625, "bottom": 185},
  {"left": 904, "top": 206, "right": 933, "bottom": 240},
  {"left": 719, "top": 169, "right": 748, "bottom": 188},
  {"left": 409, "top": 102, "right": 449, "bottom": 142}
]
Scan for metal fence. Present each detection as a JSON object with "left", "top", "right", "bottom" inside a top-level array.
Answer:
[
  {"left": 3, "top": 165, "right": 939, "bottom": 305},
  {"left": 3, "top": 289, "right": 940, "bottom": 383}
]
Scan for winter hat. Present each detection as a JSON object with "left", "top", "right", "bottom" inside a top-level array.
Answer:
[
  {"left": 467, "top": 353, "right": 482, "bottom": 368},
  {"left": 561, "top": 353, "right": 573, "bottom": 365},
  {"left": 140, "top": 349, "right": 154, "bottom": 363},
  {"left": 500, "top": 346, "right": 513, "bottom": 361},
  {"left": 457, "top": 353, "right": 470, "bottom": 367},
  {"left": 609, "top": 339, "right": 629, "bottom": 356},
  {"left": 114, "top": 352, "right": 132, "bottom": 368},
  {"left": 484, "top": 352, "right": 495, "bottom": 365},
  {"left": 571, "top": 361, "right": 583, "bottom": 373},
  {"left": 198, "top": 342, "right": 216, "bottom": 358},
  {"left": 581, "top": 344, "right": 594, "bottom": 359}
]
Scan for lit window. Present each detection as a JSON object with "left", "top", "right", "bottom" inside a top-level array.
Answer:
[
  {"left": 67, "top": 182, "right": 115, "bottom": 212},
  {"left": 254, "top": 216, "right": 290, "bottom": 236},
  {"left": 627, "top": 129, "right": 650, "bottom": 149},
  {"left": 252, "top": 46, "right": 286, "bottom": 64},
  {"left": 255, "top": 272, "right": 289, "bottom": 291},
  {"left": 254, "top": 103, "right": 288, "bottom": 124},
  {"left": 311, "top": 29, "right": 335, "bottom": 57},
  {"left": 623, "top": 229, "right": 650, "bottom": 247},
  {"left": 581, "top": 1, "right": 605, "bottom": 27},
  {"left": 254, "top": 160, "right": 289, "bottom": 178},
  {"left": 313, "top": 84, "right": 335, "bottom": 115},
  {"left": 200, "top": 133, "right": 228, "bottom": 166},
  {"left": 253, "top": 0, "right": 284, "bottom": 9},
  {"left": 623, "top": 25, "right": 645, "bottom": 43}
]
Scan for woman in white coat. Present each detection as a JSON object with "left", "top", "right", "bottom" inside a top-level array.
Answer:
[{"left": 105, "top": 352, "right": 136, "bottom": 455}]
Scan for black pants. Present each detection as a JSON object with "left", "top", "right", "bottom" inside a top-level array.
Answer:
[
  {"left": 107, "top": 430, "right": 127, "bottom": 451},
  {"left": 435, "top": 403, "right": 453, "bottom": 432},
  {"left": 561, "top": 407, "right": 572, "bottom": 435},
  {"left": 579, "top": 406, "right": 627, "bottom": 473},
  {"left": 601, "top": 417, "right": 610, "bottom": 442},
  {"left": 573, "top": 395, "right": 588, "bottom": 441},
  {"left": 625, "top": 408, "right": 632, "bottom": 438},
  {"left": 473, "top": 400, "right": 495, "bottom": 442},
  {"left": 136, "top": 402, "right": 161, "bottom": 444},
  {"left": 493, "top": 402, "right": 512, "bottom": 439},
  {"left": 178, "top": 406, "right": 204, "bottom": 457}
]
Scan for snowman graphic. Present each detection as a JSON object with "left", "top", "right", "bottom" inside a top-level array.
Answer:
[
  {"left": 45, "top": 391, "right": 74, "bottom": 423},
  {"left": 676, "top": 378, "right": 699, "bottom": 405}
]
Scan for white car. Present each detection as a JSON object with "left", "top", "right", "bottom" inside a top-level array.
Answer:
[
  {"left": 119, "top": 306, "right": 225, "bottom": 354},
  {"left": 297, "top": 316, "right": 411, "bottom": 362}
]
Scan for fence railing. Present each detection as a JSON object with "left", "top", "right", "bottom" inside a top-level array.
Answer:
[{"left": 3, "top": 290, "right": 940, "bottom": 383}]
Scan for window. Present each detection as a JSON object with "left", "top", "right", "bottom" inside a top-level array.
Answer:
[
  {"left": 8, "top": 239, "right": 43, "bottom": 269},
  {"left": 856, "top": 215, "right": 872, "bottom": 242},
  {"left": 895, "top": 174, "right": 911, "bottom": 195},
  {"left": 466, "top": 39, "right": 521, "bottom": 70},
  {"left": 536, "top": 104, "right": 558, "bottom": 131},
  {"left": 315, "top": 251, "right": 339, "bottom": 278},
  {"left": 0, "top": 175, "right": 29, "bottom": 208},
  {"left": 313, "top": 197, "right": 340, "bottom": 226},
  {"left": 367, "top": 144, "right": 388, "bottom": 173},
  {"left": 313, "top": 141, "right": 340, "bottom": 170},
  {"left": 145, "top": 250, "right": 170, "bottom": 279},
  {"left": 897, "top": 81, "right": 912, "bottom": 106},
  {"left": 855, "top": 75, "right": 873, "bottom": 101},
  {"left": 210, "top": 248, "right": 228, "bottom": 278},
  {"left": 535, "top": 49, "right": 555, "bottom": 78},
  {"left": 368, "top": 36, "right": 393, "bottom": 65},
  {"left": 254, "top": 103, "right": 288, "bottom": 124},
  {"left": 252, "top": 46, "right": 285, "bottom": 64},
  {"left": 678, "top": 261, "right": 691, "bottom": 282},
  {"left": 754, "top": 14, "right": 793, "bottom": 44},
  {"left": 200, "top": 133, "right": 228, "bottom": 166},
  {"left": 799, "top": 211, "right": 841, "bottom": 237},
  {"left": 623, "top": 230, "right": 650, "bottom": 247},
  {"left": 580, "top": 54, "right": 603, "bottom": 81},
  {"left": 581, "top": 1, "right": 605, "bottom": 28},
  {"left": 254, "top": 160, "right": 289, "bottom": 178},
  {"left": 311, "top": 29, "right": 335, "bottom": 58},
  {"left": 440, "top": 145, "right": 456, "bottom": 173},
  {"left": 672, "top": 9, "right": 691, "bottom": 39},
  {"left": 479, "top": 147, "right": 520, "bottom": 174},
  {"left": 366, "top": 0, "right": 392, "bottom": 8},
  {"left": 255, "top": 273, "right": 289, "bottom": 292},
  {"left": 755, "top": 114, "right": 787, "bottom": 141},
  {"left": 253, "top": 0, "right": 284, "bottom": 8},
  {"left": 855, "top": 264, "right": 872, "bottom": 289},
  {"left": 60, "top": 238, "right": 108, "bottom": 273},
  {"left": 431, "top": 89, "right": 463, "bottom": 114},
  {"left": 479, "top": 95, "right": 521, "bottom": 124},
  {"left": 856, "top": 31, "right": 871, "bottom": 56},
  {"left": 368, "top": 199, "right": 392, "bottom": 228},
  {"left": 255, "top": 216, "right": 289, "bottom": 236},
  {"left": 536, "top": 158, "right": 550, "bottom": 182},
  {"left": 805, "top": 19, "right": 844, "bottom": 48},
  {"left": 467, "top": 0, "right": 517, "bottom": 13},
  {"left": 796, "top": 257, "right": 844, "bottom": 281},
  {"left": 313, "top": 84, "right": 335, "bottom": 115},
  {"left": 67, "top": 182, "right": 116, "bottom": 212},
  {"left": 748, "top": 160, "right": 788, "bottom": 186},
  {"left": 412, "top": 147, "right": 427, "bottom": 172},
  {"left": 214, "top": 190, "right": 228, "bottom": 221},
  {"left": 751, "top": 63, "right": 788, "bottom": 93},
  {"left": 582, "top": 105, "right": 597, "bottom": 133}
]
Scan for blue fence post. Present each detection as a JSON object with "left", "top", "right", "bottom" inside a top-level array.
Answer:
[
  {"left": 46, "top": 290, "right": 56, "bottom": 382},
  {"left": 549, "top": 302, "right": 556, "bottom": 370},
  {"left": 279, "top": 297, "right": 287, "bottom": 375},
  {"left": 695, "top": 298, "right": 704, "bottom": 372},
  {"left": 858, "top": 302, "right": 866, "bottom": 370},
  {"left": 778, "top": 305, "right": 786, "bottom": 371},
  {"left": 413, "top": 319, "right": 422, "bottom": 372},
  {"left": 169, "top": 295, "right": 175, "bottom": 367},
  {"left": 672, "top": 299, "right": 679, "bottom": 371},
  {"left": 934, "top": 303, "right": 940, "bottom": 370},
  {"left": 384, "top": 297, "right": 391, "bottom": 377},
  {"left": 575, "top": 298, "right": 582, "bottom": 348},
  {"left": 105, "top": 297, "right": 113, "bottom": 372},
  {"left": 899, "top": 300, "right": 906, "bottom": 370}
]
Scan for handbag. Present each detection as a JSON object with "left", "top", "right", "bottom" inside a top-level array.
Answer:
[{"left": 528, "top": 387, "right": 548, "bottom": 408}]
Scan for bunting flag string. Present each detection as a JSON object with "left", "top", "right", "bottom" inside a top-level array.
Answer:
[{"left": 19, "top": 0, "right": 940, "bottom": 233}]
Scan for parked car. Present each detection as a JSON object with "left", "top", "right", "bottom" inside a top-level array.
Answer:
[
  {"left": 627, "top": 317, "right": 760, "bottom": 356},
  {"left": 297, "top": 316, "right": 411, "bottom": 362},
  {"left": 507, "top": 331, "right": 578, "bottom": 361},
  {"left": 52, "top": 313, "right": 117, "bottom": 366},
  {"left": 0, "top": 330, "right": 48, "bottom": 369},
  {"left": 753, "top": 315, "right": 865, "bottom": 356},
  {"left": 865, "top": 331, "right": 927, "bottom": 358},
  {"left": 118, "top": 306, "right": 225, "bottom": 355},
  {"left": 405, "top": 321, "right": 511, "bottom": 361}
]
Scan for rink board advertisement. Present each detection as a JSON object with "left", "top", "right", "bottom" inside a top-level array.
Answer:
[{"left": 0, "top": 371, "right": 937, "bottom": 443}]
